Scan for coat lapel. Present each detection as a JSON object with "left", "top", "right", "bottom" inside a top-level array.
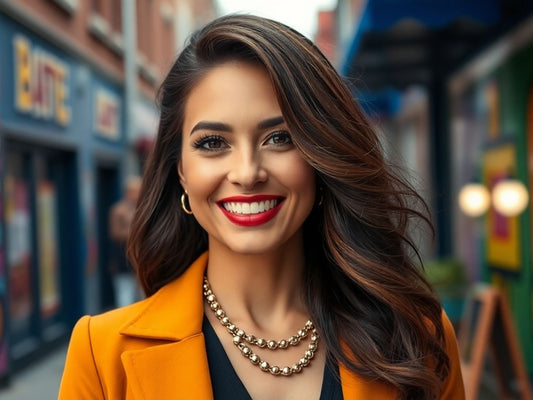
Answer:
[
  {"left": 118, "top": 252, "right": 214, "bottom": 400},
  {"left": 121, "top": 335, "right": 213, "bottom": 400}
]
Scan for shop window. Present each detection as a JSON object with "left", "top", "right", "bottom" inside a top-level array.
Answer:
[
  {"left": 5, "top": 152, "right": 34, "bottom": 342},
  {"left": 34, "top": 156, "right": 61, "bottom": 320},
  {"left": 4, "top": 146, "right": 71, "bottom": 356}
]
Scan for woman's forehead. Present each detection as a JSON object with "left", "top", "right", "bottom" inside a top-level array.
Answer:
[{"left": 182, "top": 62, "right": 283, "bottom": 131}]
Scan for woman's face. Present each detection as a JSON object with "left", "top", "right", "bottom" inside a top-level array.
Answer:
[{"left": 178, "top": 61, "right": 316, "bottom": 255}]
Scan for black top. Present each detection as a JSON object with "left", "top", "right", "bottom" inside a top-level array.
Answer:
[{"left": 203, "top": 316, "right": 344, "bottom": 400}]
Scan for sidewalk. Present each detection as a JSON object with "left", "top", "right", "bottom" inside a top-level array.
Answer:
[{"left": 0, "top": 344, "right": 67, "bottom": 400}]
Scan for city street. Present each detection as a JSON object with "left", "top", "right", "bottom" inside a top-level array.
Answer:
[
  {"left": 1, "top": 344, "right": 67, "bottom": 400},
  {"left": 1, "top": 1, "right": 533, "bottom": 398}
]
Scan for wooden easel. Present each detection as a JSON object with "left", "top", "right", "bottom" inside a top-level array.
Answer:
[{"left": 458, "top": 284, "right": 532, "bottom": 400}]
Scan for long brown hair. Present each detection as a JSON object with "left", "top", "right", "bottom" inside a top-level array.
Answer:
[{"left": 128, "top": 14, "right": 449, "bottom": 399}]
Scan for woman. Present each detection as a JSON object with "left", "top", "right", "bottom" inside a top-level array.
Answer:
[{"left": 59, "top": 15, "right": 464, "bottom": 400}]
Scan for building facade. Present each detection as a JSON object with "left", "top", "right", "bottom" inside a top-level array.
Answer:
[{"left": 0, "top": 0, "right": 217, "bottom": 382}]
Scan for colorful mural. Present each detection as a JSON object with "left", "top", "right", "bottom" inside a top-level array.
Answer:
[{"left": 482, "top": 141, "right": 521, "bottom": 271}]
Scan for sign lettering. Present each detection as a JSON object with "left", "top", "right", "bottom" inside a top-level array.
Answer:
[{"left": 14, "top": 35, "right": 71, "bottom": 126}]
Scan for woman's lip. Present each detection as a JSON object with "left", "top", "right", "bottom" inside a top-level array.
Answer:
[
  {"left": 218, "top": 194, "right": 284, "bottom": 203},
  {"left": 217, "top": 196, "right": 285, "bottom": 227}
]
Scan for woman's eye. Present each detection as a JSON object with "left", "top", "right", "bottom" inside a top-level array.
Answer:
[
  {"left": 193, "top": 135, "right": 228, "bottom": 151},
  {"left": 265, "top": 131, "right": 292, "bottom": 146}
]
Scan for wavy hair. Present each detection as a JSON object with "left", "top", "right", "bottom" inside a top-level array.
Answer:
[{"left": 128, "top": 14, "right": 449, "bottom": 399}]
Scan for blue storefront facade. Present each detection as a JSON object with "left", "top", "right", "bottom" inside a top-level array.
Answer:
[{"left": 0, "top": 11, "right": 126, "bottom": 379}]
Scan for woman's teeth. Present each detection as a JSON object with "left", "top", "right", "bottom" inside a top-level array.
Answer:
[{"left": 223, "top": 200, "right": 278, "bottom": 214}]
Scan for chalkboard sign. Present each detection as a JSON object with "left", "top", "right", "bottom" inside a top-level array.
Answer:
[{"left": 458, "top": 284, "right": 531, "bottom": 400}]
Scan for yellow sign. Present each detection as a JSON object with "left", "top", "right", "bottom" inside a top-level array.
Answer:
[
  {"left": 14, "top": 35, "right": 70, "bottom": 126},
  {"left": 483, "top": 143, "right": 521, "bottom": 271}
]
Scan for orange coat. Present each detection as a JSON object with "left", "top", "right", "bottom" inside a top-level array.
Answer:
[{"left": 59, "top": 253, "right": 465, "bottom": 399}]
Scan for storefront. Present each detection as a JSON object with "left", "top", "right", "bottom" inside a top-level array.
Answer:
[
  {"left": 0, "top": 14, "right": 82, "bottom": 370},
  {"left": 0, "top": 12, "right": 127, "bottom": 372}
]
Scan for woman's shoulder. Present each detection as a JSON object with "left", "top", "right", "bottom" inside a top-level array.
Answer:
[
  {"left": 60, "top": 296, "right": 169, "bottom": 399},
  {"left": 440, "top": 309, "right": 460, "bottom": 345},
  {"left": 439, "top": 309, "right": 466, "bottom": 399},
  {"left": 71, "top": 297, "right": 154, "bottom": 342},
  {"left": 69, "top": 265, "right": 205, "bottom": 344},
  {"left": 65, "top": 252, "right": 207, "bottom": 363}
]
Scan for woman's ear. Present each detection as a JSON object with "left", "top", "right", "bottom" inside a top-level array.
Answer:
[{"left": 177, "top": 161, "right": 187, "bottom": 189}]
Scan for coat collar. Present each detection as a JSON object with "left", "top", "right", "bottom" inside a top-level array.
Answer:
[
  {"left": 118, "top": 252, "right": 212, "bottom": 400},
  {"left": 120, "top": 335, "right": 213, "bottom": 400},
  {"left": 119, "top": 252, "right": 209, "bottom": 341}
]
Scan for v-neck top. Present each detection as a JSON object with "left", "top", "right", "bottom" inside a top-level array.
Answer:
[{"left": 203, "top": 316, "right": 344, "bottom": 400}]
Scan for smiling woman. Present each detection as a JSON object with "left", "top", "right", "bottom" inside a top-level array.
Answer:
[
  {"left": 178, "top": 62, "right": 316, "bottom": 257},
  {"left": 59, "top": 15, "right": 465, "bottom": 400}
]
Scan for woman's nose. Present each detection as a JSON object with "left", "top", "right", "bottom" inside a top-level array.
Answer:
[{"left": 226, "top": 149, "right": 267, "bottom": 189}]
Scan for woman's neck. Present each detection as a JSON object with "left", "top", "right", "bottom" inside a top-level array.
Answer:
[{"left": 204, "top": 234, "right": 308, "bottom": 333}]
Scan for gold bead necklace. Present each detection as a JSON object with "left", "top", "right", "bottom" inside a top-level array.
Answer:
[{"left": 203, "top": 277, "right": 319, "bottom": 377}]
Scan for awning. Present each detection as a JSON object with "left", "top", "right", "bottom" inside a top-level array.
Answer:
[{"left": 342, "top": 0, "right": 531, "bottom": 92}]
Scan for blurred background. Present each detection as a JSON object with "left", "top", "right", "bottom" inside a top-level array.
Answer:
[{"left": 0, "top": 0, "right": 532, "bottom": 398}]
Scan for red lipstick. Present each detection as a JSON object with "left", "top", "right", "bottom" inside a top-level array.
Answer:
[{"left": 217, "top": 195, "right": 284, "bottom": 227}]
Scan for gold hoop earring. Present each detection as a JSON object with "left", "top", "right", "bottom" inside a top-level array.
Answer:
[{"left": 181, "top": 192, "right": 193, "bottom": 215}]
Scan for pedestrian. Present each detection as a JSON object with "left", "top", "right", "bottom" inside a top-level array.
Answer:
[
  {"left": 108, "top": 176, "right": 141, "bottom": 307},
  {"left": 59, "top": 15, "right": 464, "bottom": 399}
]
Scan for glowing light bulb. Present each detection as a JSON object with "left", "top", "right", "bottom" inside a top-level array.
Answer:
[
  {"left": 458, "top": 184, "right": 491, "bottom": 217},
  {"left": 492, "top": 180, "right": 529, "bottom": 217}
]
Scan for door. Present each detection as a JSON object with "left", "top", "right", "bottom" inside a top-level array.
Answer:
[{"left": 4, "top": 143, "right": 78, "bottom": 362}]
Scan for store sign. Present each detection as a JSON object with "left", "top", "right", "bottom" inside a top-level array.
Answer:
[
  {"left": 94, "top": 88, "right": 120, "bottom": 140},
  {"left": 14, "top": 35, "right": 71, "bottom": 126}
]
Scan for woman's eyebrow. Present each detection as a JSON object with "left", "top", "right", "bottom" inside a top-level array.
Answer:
[
  {"left": 257, "top": 116, "right": 284, "bottom": 130},
  {"left": 190, "top": 121, "right": 232, "bottom": 135},
  {"left": 190, "top": 116, "right": 284, "bottom": 135}
]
